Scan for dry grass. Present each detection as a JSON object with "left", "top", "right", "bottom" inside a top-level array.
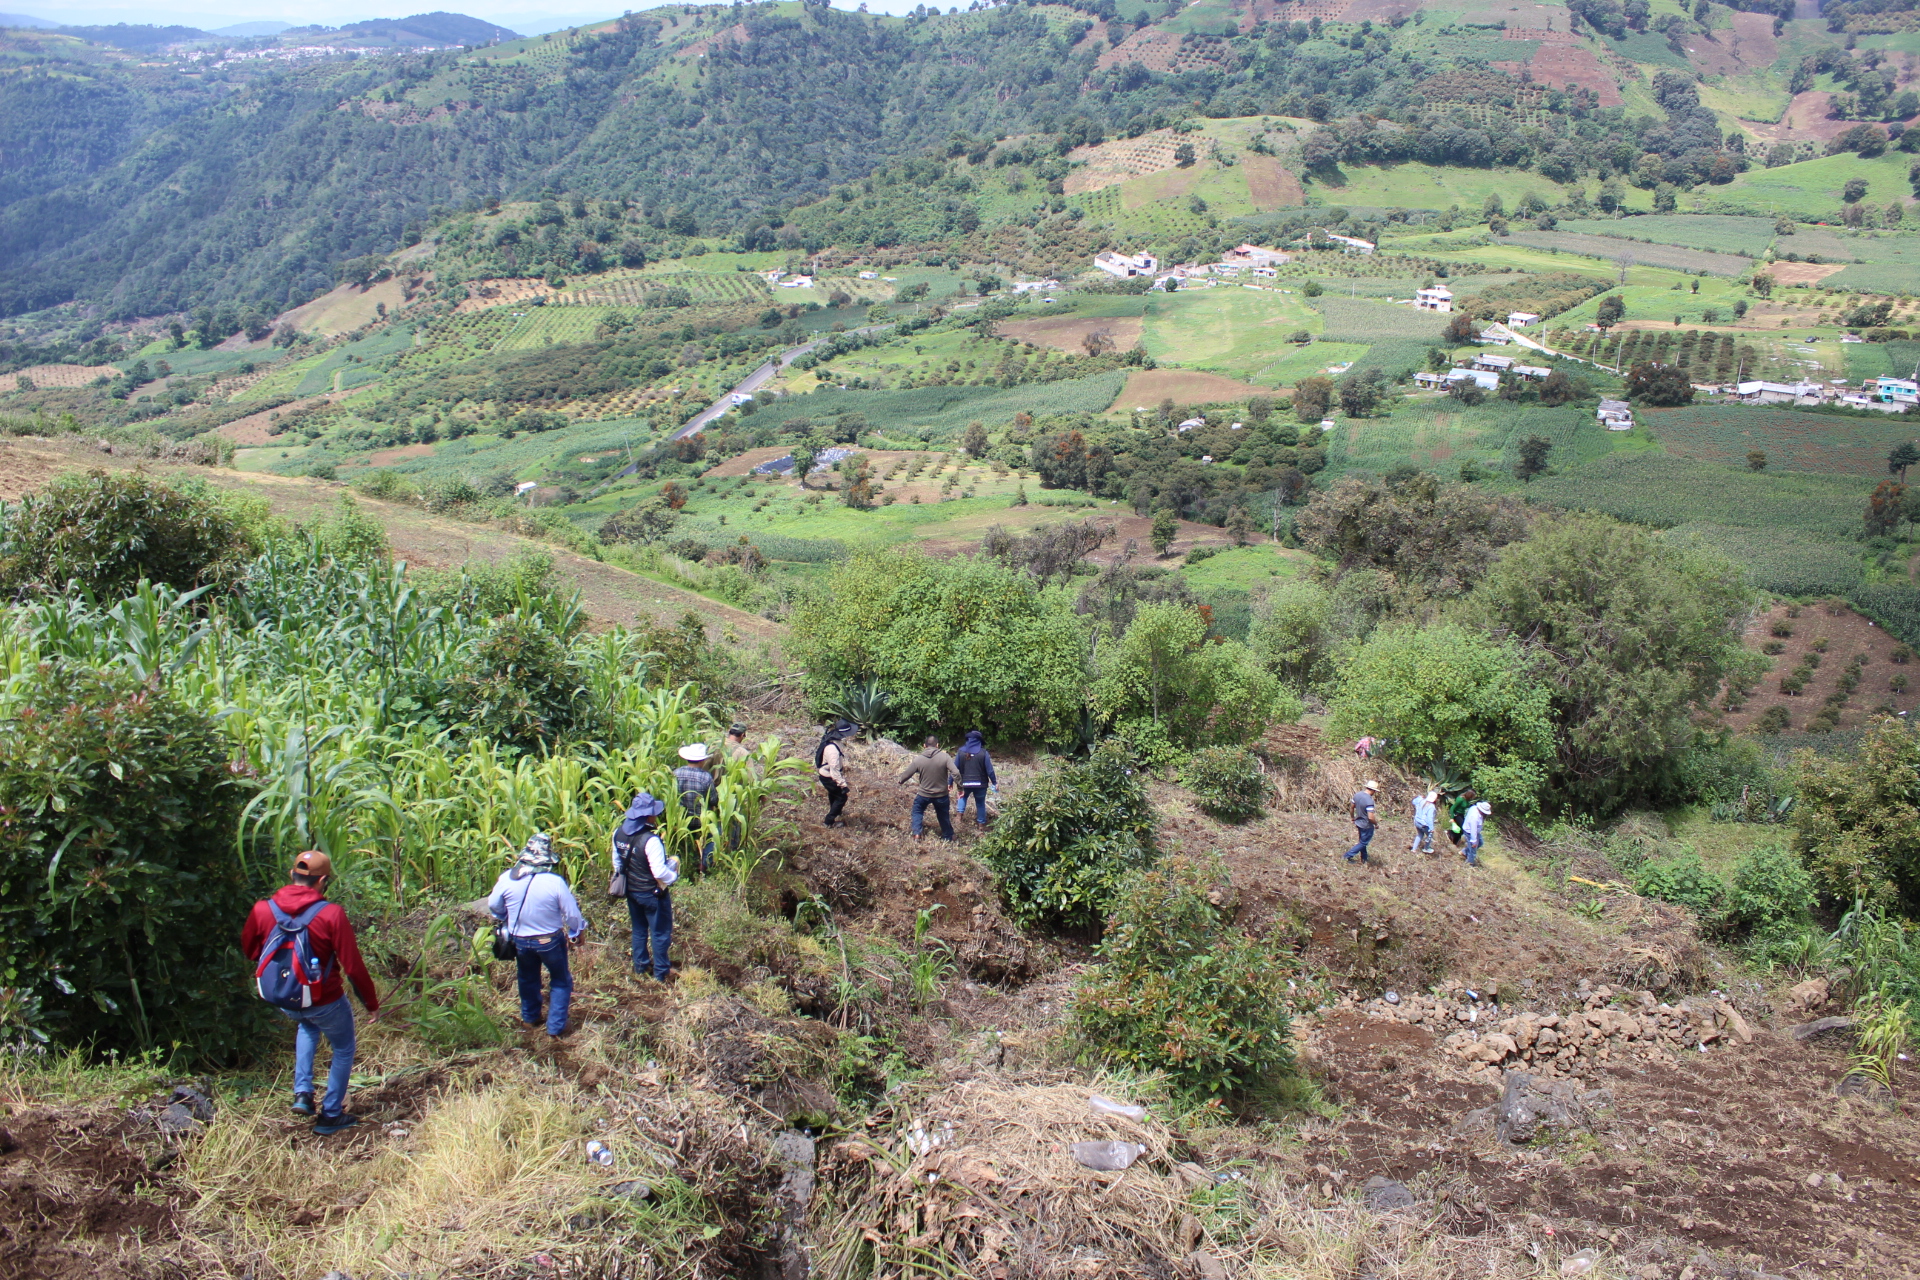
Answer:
[{"left": 810, "top": 1075, "right": 1634, "bottom": 1280}]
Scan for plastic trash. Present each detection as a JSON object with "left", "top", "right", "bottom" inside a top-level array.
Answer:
[
  {"left": 586, "top": 1140, "right": 615, "bottom": 1167},
  {"left": 1087, "top": 1094, "right": 1146, "bottom": 1121},
  {"left": 1383, "top": 991, "right": 1401, "bottom": 1005},
  {"left": 1070, "top": 1140, "right": 1145, "bottom": 1171}
]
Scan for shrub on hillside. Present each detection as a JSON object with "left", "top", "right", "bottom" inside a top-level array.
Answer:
[
  {"left": 0, "top": 470, "right": 256, "bottom": 602},
  {"left": 441, "top": 614, "right": 591, "bottom": 751},
  {"left": 1632, "top": 853, "right": 1727, "bottom": 918},
  {"left": 1791, "top": 714, "right": 1920, "bottom": 907},
  {"left": 1093, "top": 602, "right": 1295, "bottom": 752},
  {"left": 1073, "top": 852, "right": 1295, "bottom": 1098},
  {"left": 1182, "top": 746, "right": 1267, "bottom": 821},
  {"left": 979, "top": 741, "right": 1156, "bottom": 931},
  {"left": 0, "top": 661, "right": 263, "bottom": 1057},
  {"left": 1725, "top": 844, "right": 1816, "bottom": 936}
]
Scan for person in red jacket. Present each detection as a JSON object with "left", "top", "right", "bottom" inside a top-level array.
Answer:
[{"left": 241, "top": 850, "right": 382, "bottom": 1135}]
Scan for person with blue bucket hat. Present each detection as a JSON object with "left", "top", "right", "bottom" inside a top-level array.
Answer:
[{"left": 611, "top": 791, "right": 679, "bottom": 981}]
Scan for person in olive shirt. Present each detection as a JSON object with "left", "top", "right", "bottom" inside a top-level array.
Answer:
[{"left": 897, "top": 736, "right": 959, "bottom": 840}]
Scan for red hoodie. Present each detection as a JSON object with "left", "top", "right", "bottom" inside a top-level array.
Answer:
[{"left": 241, "top": 884, "right": 381, "bottom": 1013}]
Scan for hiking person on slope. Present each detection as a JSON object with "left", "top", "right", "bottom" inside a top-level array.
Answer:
[
  {"left": 613, "top": 791, "right": 679, "bottom": 982},
  {"left": 241, "top": 850, "right": 382, "bottom": 1136},
  {"left": 897, "top": 735, "right": 958, "bottom": 840},
  {"left": 1462, "top": 798, "right": 1493, "bottom": 868},
  {"left": 487, "top": 833, "right": 585, "bottom": 1037},
  {"left": 817, "top": 719, "right": 856, "bottom": 827},
  {"left": 953, "top": 729, "right": 998, "bottom": 830},
  {"left": 1446, "top": 787, "right": 1478, "bottom": 848},
  {"left": 1343, "top": 779, "right": 1381, "bottom": 865},
  {"left": 673, "top": 741, "right": 718, "bottom": 873},
  {"left": 1410, "top": 788, "right": 1438, "bottom": 855}
]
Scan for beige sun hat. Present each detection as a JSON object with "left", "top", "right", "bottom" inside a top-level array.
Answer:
[
  {"left": 678, "top": 742, "right": 713, "bottom": 762},
  {"left": 1363, "top": 779, "right": 1381, "bottom": 791}
]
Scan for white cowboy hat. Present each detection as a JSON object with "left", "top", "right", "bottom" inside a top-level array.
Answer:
[
  {"left": 1363, "top": 779, "right": 1380, "bottom": 791},
  {"left": 678, "top": 742, "right": 713, "bottom": 762}
]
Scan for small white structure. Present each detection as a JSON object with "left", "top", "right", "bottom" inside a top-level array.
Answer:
[
  {"left": 1325, "top": 232, "right": 1376, "bottom": 254},
  {"left": 728, "top": 392, "right": 755, "bottom": 406},
  {"left": 1011, "top": 278, "right": 1060, "bottom": 294},
  {"left": 761, "top": 270, "right": 785, "bottom": 284},
  {"left": 1095, "top": 250, "right": 1159, "bottom": 278},
  {"left": 1415, "top": 285, "right": 1454, "bottom": 313},
  {"left": 1736, "top": 380, "right": 1823, "bottom": 405},
  {"left": 514, "top": 480, "right": 539, "bottom": 496},
  {"left": 1506, "top": 311, "right": 1541, "bottom": 327},
  {"left": 1251, "top": 266, "right": 1277, "bottom": 279},
  {"left": 1513, "top": 364, "right": 1552, "bottom": 381},
  {"left": 1476, "top": 322, "right": 1520, "bottom": 345},
  {"left": 1444, "top": 368, "right": 1501, "bottom": 391},
  {"left": 1597, "top": 398, "right": 1634, "bottom": 430},
  {"left": 1472, "top": 353, "right": 1517, "bottom": 373},
  {"left": 1176, "top": 417, "right": 1205, "bottom": 432},
  {"left": 858, "top": 270, "right": 877, "bottom": 280},
  {"left": 778, "top": 275, "right": 814, "bottom": 288}
]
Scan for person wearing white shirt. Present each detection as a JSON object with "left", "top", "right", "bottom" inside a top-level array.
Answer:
[
  {"left": 487, "top": 833, "right": 585, "bottom": 1037},
  {"left": 611, "top": 791, "right": 679, "bottom": 981},
  {"left": 1462, "top": 800, "right": 1492, "bottom": 868}
]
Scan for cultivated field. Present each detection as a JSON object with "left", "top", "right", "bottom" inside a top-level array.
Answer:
[
  {"left": 1553, "top": 214, "right": 1778, "bottom": 257},
  {"left": 1503, "top": 229, "right": 1754, "bottom": 276},
  {"left": 1645, "top": 403, "right": 1920, "bottom": 477}
]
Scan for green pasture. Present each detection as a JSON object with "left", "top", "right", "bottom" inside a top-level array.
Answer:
[
  {"left": 1310, "top": 297, "right": 1448, "bottom": 343},
  {"left": 1139, "top": 289, "right": 1321, "bottom": 383},
  {"left": 1551, "top": 214, "right": 1778, "bottom": 258},
  {"left": 1179, "top": 543, "right": 1308, "bottom": 591},
  {"left": 1255, "top": 341, "right": 1371, "bottom": 385},
  {"left": 1703, "top": 78, "right": 1791, "bottom": 124},
  {"left": 765, "top": 372, "right": 1128, "bottom": 442},
  {"left": 120, "top": 344, "right": 278, "bottom": 377},
  {"left": 1502, "top": 229, "right": 1753, "bottom": 276},
  {"left": 494, "top": 307, "right": 621, "bottom": 352},
  {"left": 1303, "top": 163, "right": 1591, "bottom": 212},
  {"left": 1715, "top": 152, "right": 1919, "bottom": 219}
]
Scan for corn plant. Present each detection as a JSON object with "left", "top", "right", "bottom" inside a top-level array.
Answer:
[
  {"left": 908, "top": 905, "right": 955, "bottom": 1010},
  {"left": 1849, "top": 996, "right": 1913, "bottom": 1092}
]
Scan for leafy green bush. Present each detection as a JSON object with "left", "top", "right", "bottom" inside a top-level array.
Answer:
[
  {"left": 1632, "top": 853, "right": 1727, "bottom": 917},
  {"left": 1792, "top": 715, "right": 1920, "bottom": 906},
  {"left": 0, "top": 470, "right": 256, "bottom": 602},
  {"left": 1182, "top": 746, "right": 1267, "bottom": 821},
  {"left": 1725, "top": 845, "right": 1815, "bottom": 935},
  {"left": 979, "top": 741, "right": 1157, "bottom": 931},
  {"left": 1073, "top": 852, "right": 1295, "bottom": 1098},
  {"left": 0, "top": 661, "right": 264, "bottom": 1058},
  {"left": 441, "top": 613, "right": 592, "bottom": 751},
  {"left": 1094, "top": 602, "right": 1294, "bottom": 752}
]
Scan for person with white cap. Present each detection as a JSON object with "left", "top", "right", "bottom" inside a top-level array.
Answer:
[
  {"left": 674, "top": 742, "right": 718, "bottom": 873},
  {"left": 487, "top": 833, "right": 585, "bottom": 1037},
  {"left": 1343, "top": 780, "right": 1381, "bottom": 865},
  {"left": 1462, "top": 797, "right": 1493, "bottom": 868},
  {"left": 241, "top": 849, "right": 383, "bottom": 1135},
  {"left": 613, "top": 792, "right": 679, "bottom": 981}
]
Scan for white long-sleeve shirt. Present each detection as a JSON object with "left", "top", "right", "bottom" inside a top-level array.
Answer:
[
  {"left": 611, "top": 825, "right": 673, "bottom": 885},
  {"left": 488, "top": 868, "right": 585, "bottom": 939},
  {"left": 1463, "top": 803, "right": 1491, "bottom": 842}
]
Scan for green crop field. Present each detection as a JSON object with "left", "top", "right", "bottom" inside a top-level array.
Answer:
[
  {"left": 1553, "top": 215, "right": 1780, "bottom": 258},
  {"left": 1139, "top": 288, "right": 1321, "bottom": 383},
  {"left": 1493, "top": 230, "right": 1753, "bottom": 276},
  {"left": 1303, "top": 163, "right": 1594, "bottom": 213},
  {"left": 766, "top": 372, "right": 1128, "bottom": 442},
  {"left": 1309, "top": 297, "right": 1448, "bottom": 342},
  {"left": 1255, "top": 341, "right": 1371, "bottom": 386},
  {"left": 1642, "top": 403, "right": 1920, "bottom": 477},
  {"left": 1663, "top": 522, "right": 1868, "bottom": 596},
  {"left": 494, "top": 306, "right": 625, "bottom": 352},
  {"left": 1525, "top": 451, "right": 1866, "bottom": 538}
]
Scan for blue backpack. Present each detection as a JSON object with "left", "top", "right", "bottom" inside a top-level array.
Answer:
[{"left": 254, "top": 900, "right": 334, "bottom": 1010}]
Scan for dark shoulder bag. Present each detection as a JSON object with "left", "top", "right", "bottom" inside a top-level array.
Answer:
[{"left": 491, "top": 875, "right": 536, "bottom": 961}]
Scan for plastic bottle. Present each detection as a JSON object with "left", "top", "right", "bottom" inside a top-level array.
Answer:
[
  {"left": 1087, "top": 1094, "right": 1146, "bottom": 1121},
  {"left": 1069, "top": 1140, "right": 1144, "bottom": 1171}
]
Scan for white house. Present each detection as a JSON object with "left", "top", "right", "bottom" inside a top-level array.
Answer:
[
  {"left": 1736, "top": 380, "right": 1823, "bottom": 405},
  {"left": 778, "top": 275, "right": 814, "bottom": 288},
  {"left": 1597, "top": 398, "right": 1633, "bottom": 430},
  {"left": 1506, "top": 311, "right": 1542, "bottom": 327},
  {"left": 1176, "top": 417, "right": 1206, "bottom": 432},
  {"left": 1414, "top": 285, "right": 1454, "bottom": 313},
  {"left": 1095, "top": 250, "right": 1159, "bottom": 278},
  {"left": 1513, "top": 364, "right": 1552, "bottom": 381},
  {"left": 1445, "top": 368, "right": 1501, "bottom": 391},
  {"left": 1413, "top": 370, "right": 1451, "bottom": 389},
  {"left": 1012, "top": 278, "right": 1061, "bottom": 294},
  {"left": 1251, "top": 266, "right": 1277, "bottom": 279},
  {"left": 761, "top": 270, "right": 785, "bottom": 284},
  {"left": 1472, "top": 353, "right": 1517, "bottom": 373}
]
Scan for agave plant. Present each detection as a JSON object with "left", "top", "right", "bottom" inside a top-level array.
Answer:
[{"left": 824, "top": 680, "right": 902, "bottom": 739}]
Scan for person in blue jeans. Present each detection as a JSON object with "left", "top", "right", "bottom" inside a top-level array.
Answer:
[
  {"left": 1462, "top": 799, "right": 1492, "bottom": 867},
  {"left": 953, "top": 729, "right": 997, "bottom": 829},
  {"left": 487, "top": 833, "right": 586, "bottom": 1036},
  {"left": 1409, "top": 788, "right": 1438, "bottom": 855},
  {"left": 241, "top": 849, "right": 383, "bottom": 1135},
  {"left": 612, "top": 792, "right": 680, "bottom": 981},
  {"left": 897, "top": 736, "right": 958, "bottom": 840},
  {"left": 1343, "top": 780, "right": 1380, "bottom": 864}
]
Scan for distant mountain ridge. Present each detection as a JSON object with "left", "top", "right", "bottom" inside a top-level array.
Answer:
[{"left": 290, "top": 10, "right": 521, "bottom": 43}]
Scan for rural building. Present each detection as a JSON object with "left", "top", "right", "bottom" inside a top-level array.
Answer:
[
  {"left": 1175, "top": 417, "right": 1206, "bottom": 431},
  {"left": 761, "top": 270, "right": 785, "bottom": 284},
  {"left": 1095, "top": 251, "right": 1159, "bottom": 278},
  {"left": 1414, "top": 285, "right": 1454, "bottom": 313},
  {"left": 1513, "top": 364, "right": 1551, "bottom": 381},
  {"left": 778, "top": 275, "right": 814, "bottom": 288},
  {"left": 1251, "top": 267, "right": 1277, "bottom": 279},
  {"left": 1736, "top": 380, "right": 1823, "bottom": 405},
  {"left": 1472, "top": 353, "right": 1516, "bottom": 373},
  {"left": 1506, "top": 311, "right": 1541, "bottom": 327},
  {"left": 1441, "top": 368, "right": 1501, "bottom": 391},
  {"left": 1597, "top": 399, "right": 1633, "bottom": 429},
  {"left": 1324, "top": 232, "right": 1375, "bottom": 254},
  {"left": 1011, "top": 279, "right": 1060, "bottom": 294},
  {"left": 1476, "top": 323, "right": 1520, "bottom": 345},
  {"left": 1413, "top": 370, "right": 1450, "bottom": 389},
  {"left": 1872, "top": 377, "right": 1920, "bottom": 405},
  {"left": 858, "top": 270, "right": 877, "bottom": 279},
  {"left": 1224, "top": 243, "right": 1291, "bottom": 267}
]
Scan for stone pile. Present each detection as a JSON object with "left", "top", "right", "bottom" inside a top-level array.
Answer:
[{"left": 1356, "top": 977, "right": 1755, "bottom": 1080}]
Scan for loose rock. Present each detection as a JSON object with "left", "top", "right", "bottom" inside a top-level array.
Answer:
[{"left": 1362, "top": 1176, "right": 1415, "bottom": 1211}]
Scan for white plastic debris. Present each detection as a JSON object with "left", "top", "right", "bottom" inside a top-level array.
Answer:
[
  {"left": 1087, "top": 1094, "right": 1146, "bottom": 1121},
  {"left": 1070, "top": 1141, "right": 1145, "bottom": 1171},
  {"left": 586, "top": 1140, "right": 615, "bottom": 1166}
]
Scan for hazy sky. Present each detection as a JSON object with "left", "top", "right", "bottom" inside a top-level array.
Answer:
[{"left": 17, "top": 0, "right": 925, "bottom": 32}]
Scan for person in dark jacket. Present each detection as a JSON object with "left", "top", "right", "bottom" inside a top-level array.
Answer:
[
  {"left": 613, "top": 792, "right": 679, "bottom": 981},
  {"left": 240, "top": 850, "right": 382, "bottom": 1136},
  {"left": 816, "top": 719, "right": 857, "bottom": 827},
  {"left": 953, "top": 729, "right": 997, "bottom": 829}
]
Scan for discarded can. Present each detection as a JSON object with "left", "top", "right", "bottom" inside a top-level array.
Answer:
[{"left": 586, "top": 1140, "right": 615, "bottom": 1166}]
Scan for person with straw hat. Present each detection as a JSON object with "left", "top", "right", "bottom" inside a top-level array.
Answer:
[
  {"left": 487, "top": 833, "right": 585, "bottom": 1038},
  {"left": 1343, "top": 780, "right": 1381, "bottom": 865},
  {"left": 674, "top": 742, "right": 718, "bottom": 873},
  {"left": 240, "top": 850, "right": 383, "bottom": 1135},
  {"left": 612, "top": 792, "right": 679, "bottom": 981}
]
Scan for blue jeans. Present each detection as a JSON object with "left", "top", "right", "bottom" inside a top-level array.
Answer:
[
  {"left": 1344, "top": 823, "right": 1375, "bottom": 862},
  {"left": 957, "top": 787, "right": 989, "bottom": 826},
  {"left": 283, "top": 996, "right": 355, "bottom": 1116},
  {"left": 1412, "top": 822, "right": 1433, "bottom": 853},
  {"left": 627, "top": 888, "right": 673, "bottom": 980},
  {"left": 1464, "top": 833, "right": 1483, "bottom": 866},
  {"left": 910, "top": 794, "right": 954, "bottom": 839},
  {"left": 514, "top": 934, "right": 573, "bottom": 1035}
]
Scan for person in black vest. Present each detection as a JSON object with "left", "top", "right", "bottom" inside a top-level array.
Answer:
[
  {"left": 816, "top": 719, "right": 856, "bottom": 827},
  {"left": 612, "top": 792, "right": 679, "bottom": 981},
  {"left": 953, "top": 729, "right": 998, "bottom": 830}
]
